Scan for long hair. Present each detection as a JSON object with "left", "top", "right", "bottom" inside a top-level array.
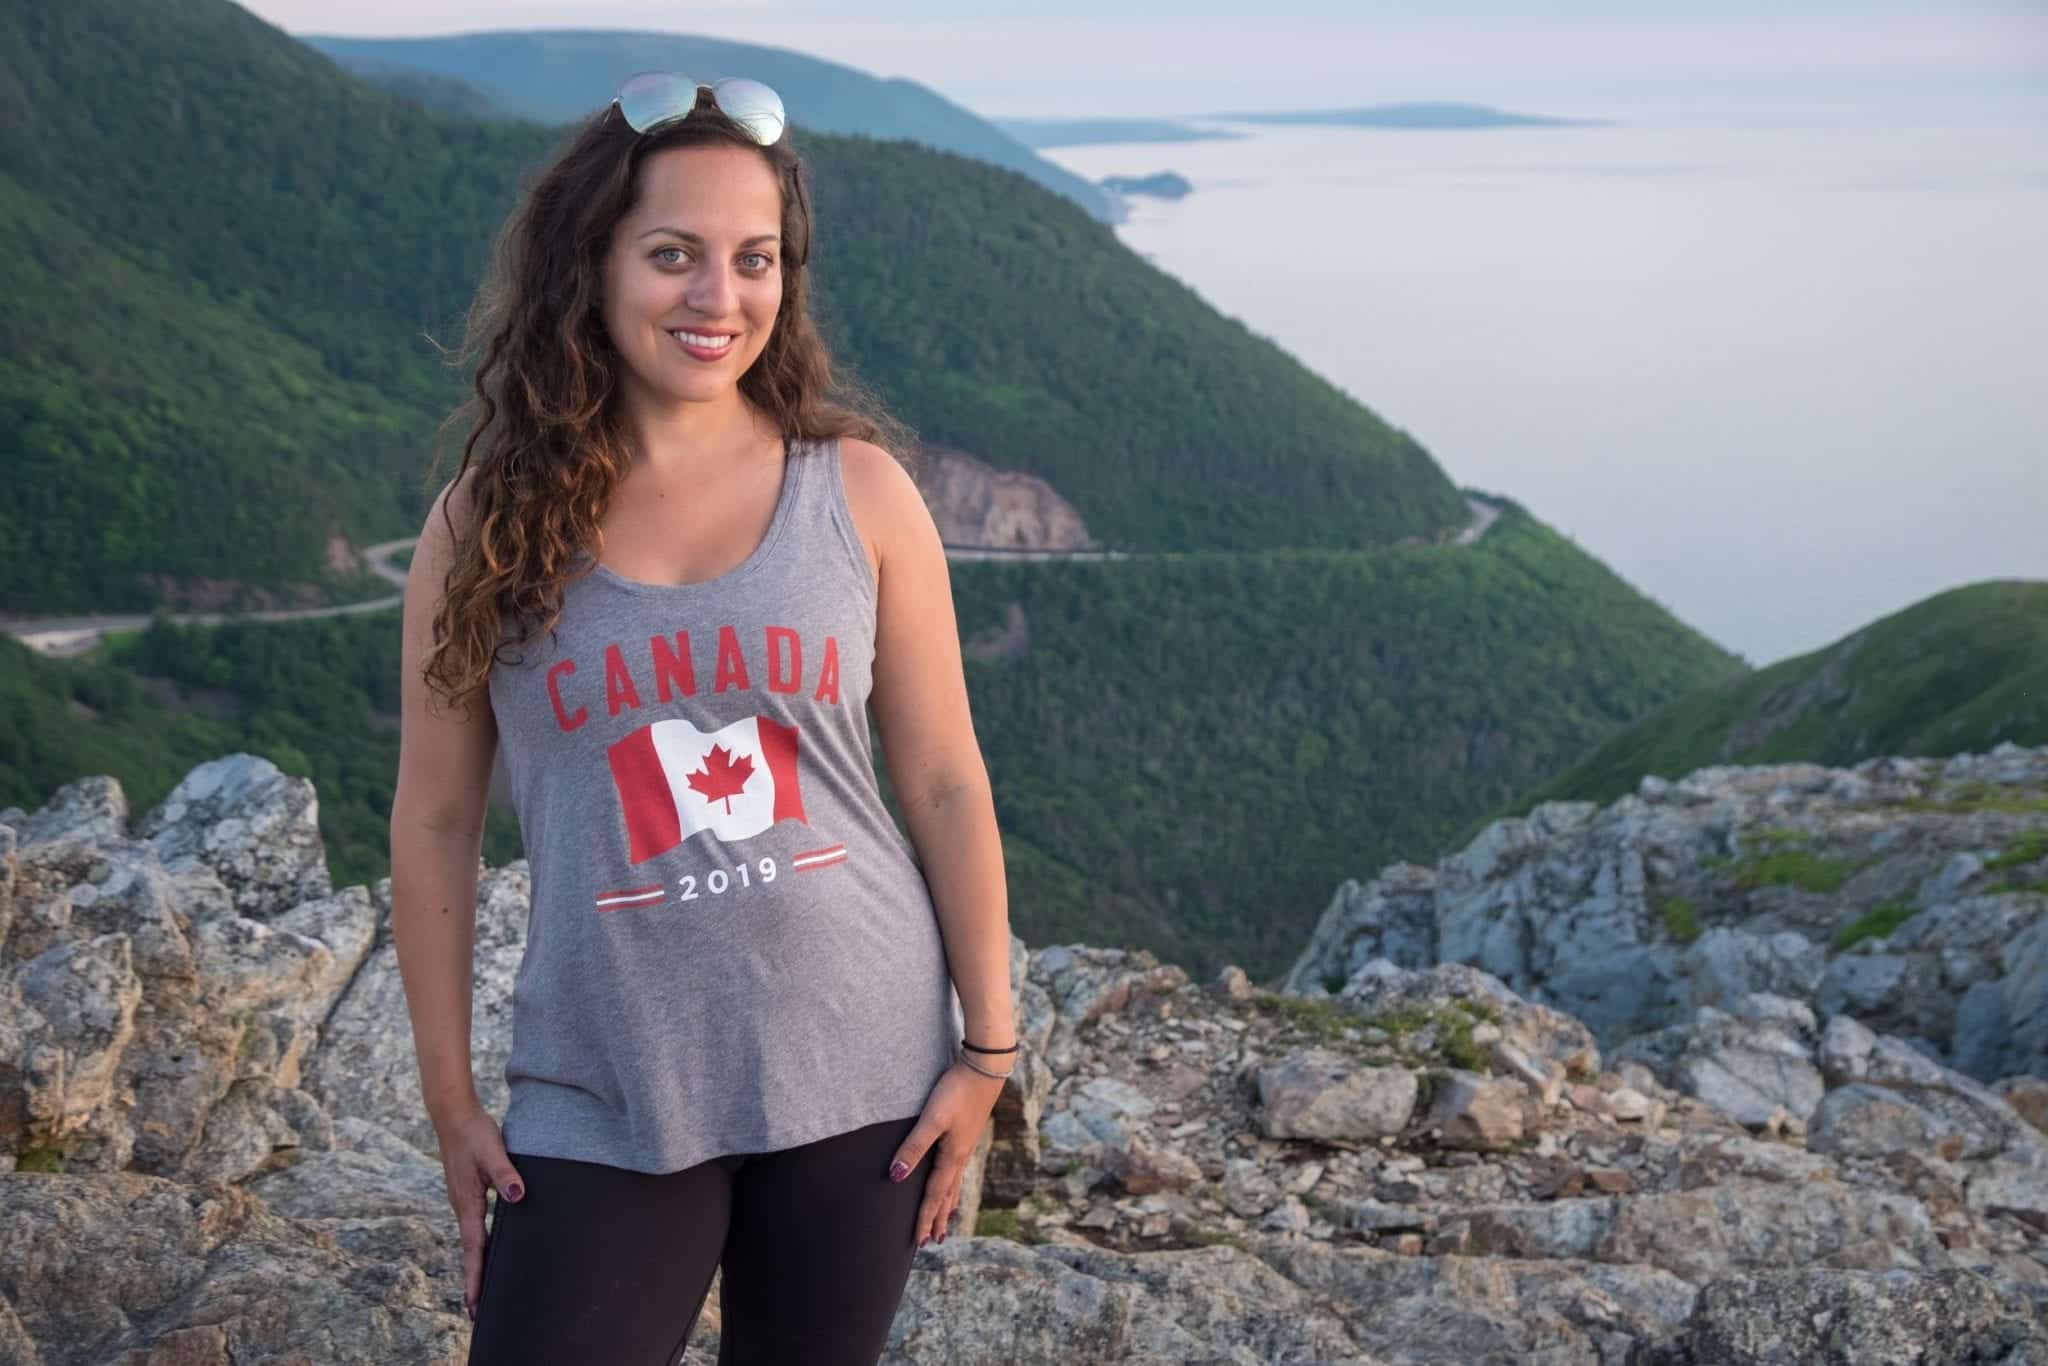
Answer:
[{"left": 422, "top": 93, "right": 908, "bottom": 712}]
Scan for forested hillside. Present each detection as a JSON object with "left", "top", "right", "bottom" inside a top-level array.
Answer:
[
  {"left": 1507, "top": 580, "right": 2048, "bottom": 813},
  {"left": 1, "top": 0, "right": 1468, "bottom": 614}
]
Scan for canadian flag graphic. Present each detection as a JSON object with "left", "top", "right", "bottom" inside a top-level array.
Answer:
[{"left": 605, "top": 715, "right": 807, "bottom": 862}]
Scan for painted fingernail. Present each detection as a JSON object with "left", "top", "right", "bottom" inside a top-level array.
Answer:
[
  {"left": 937, "top": 1230, "right": 946, "bottom": 1244},
  {"left": 889, "top": 1160, "right": 909, "bottom": 1182},
  {"left": 506, "top": 1183, "right": 523, "bottom": 1201}
]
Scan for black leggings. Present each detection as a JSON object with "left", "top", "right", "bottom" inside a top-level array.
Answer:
[{"left": 464, "top": 1113, "right": 931, "bottom": 1365}]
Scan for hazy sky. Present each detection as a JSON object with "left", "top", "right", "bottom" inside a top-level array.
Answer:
[{"left": 248, "top": 1, "right": 2047, "bottom": 122}]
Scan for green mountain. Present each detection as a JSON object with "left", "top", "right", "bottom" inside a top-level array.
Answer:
[
  {"left": 1504, "top": 580, "right": 2048, "bottom": 813},
  {"left": 1, "top": 0, "right": 1471, "bottom": 614},
  {"left": 346, "top": 60, "right": 507, "bottom": 119},
  {"left": 302, "top": 30, "right": 1115, "bottom": 221}
]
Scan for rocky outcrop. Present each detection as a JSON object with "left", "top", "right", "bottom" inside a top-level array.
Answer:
[
  {"left": 912, "top": 445, "right": 1097, "bottom": 551},
  {"left": 2, "top": 747, "right": 2045, "bottom": 1363},
  {"left": 1284, "top": 742, "right": 2048, "bottom": 1085}
]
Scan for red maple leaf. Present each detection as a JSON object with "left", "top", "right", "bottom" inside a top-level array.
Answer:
[{"left": 685, "top": 743, "right": 754, "bottom": 815}]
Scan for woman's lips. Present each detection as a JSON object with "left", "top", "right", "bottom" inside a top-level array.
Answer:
[{"left": 667, "top": 328, "right": 737, "bottom": 361}]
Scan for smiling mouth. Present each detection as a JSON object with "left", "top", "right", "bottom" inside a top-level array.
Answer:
[{"left": 667, "top": 328, "right": 737, "bottom": 358}]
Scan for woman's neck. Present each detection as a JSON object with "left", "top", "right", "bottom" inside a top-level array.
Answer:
[{"left": 617, "top": 385, "right": 769, "bottom": 480}]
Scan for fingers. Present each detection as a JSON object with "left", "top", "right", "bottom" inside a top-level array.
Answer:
[
  {"left": 459, "top": 1159, "right": 526, "bottom": 1321},
  {"left": 458, "top": 1197, "right": 487, "bottom": 1320},
  {"left": 886, "top": 1113, "right": 942, "bottom": 1187},
  {"left": 912, "top": 1141, "right": 967, "bottom": 1250}
]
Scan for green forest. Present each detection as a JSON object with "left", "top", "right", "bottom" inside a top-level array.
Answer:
[
  {"left": 1516, "top": 580, "right": 2048, "bottom": 811},
  {"left": 1, "top": 0, "right": 1466, "bottom": 615}
]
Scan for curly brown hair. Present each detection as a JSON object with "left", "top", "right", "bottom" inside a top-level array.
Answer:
[{"left": 421, "top": 93, "right": 909, "bottom": 712}]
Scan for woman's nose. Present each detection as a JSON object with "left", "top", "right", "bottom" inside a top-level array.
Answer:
[{"left": 685, "top": 262, "right": 738, "bottom": 317}]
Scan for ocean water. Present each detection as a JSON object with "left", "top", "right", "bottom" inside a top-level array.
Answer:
[{"left": 1042, "top": 121, "right": 2048, "bottom": 667}]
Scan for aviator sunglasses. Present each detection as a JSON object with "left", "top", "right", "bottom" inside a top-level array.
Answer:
[{"left": 612, "top": 72, "right": 788, "bottom": 146}]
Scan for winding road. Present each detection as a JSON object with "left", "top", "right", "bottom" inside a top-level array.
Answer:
[{"left": 4, "top": 498, "right": 1501, "bottom": 659}]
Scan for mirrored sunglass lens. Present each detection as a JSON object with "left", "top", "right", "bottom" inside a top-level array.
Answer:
[
  {"left": 618, "top": 72, "right": 699, "bottom": 133},
  {"left": 710, "top": 78, "right": 786, "bottom": 144}
]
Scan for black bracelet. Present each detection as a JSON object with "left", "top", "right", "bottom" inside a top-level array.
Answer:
[{"left": 961, "top": 1038, "right": 1019, "bottom": 1054}]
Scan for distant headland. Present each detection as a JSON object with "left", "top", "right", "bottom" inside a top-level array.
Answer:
[
  {"left": 1207, "top": 101, "right": 1601, "bottom": 130},
  {"left": 1001, "top": 102, "right": 1598, "bottom": 148}
]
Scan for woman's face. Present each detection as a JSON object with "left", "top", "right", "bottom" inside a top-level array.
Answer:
[{"left": 600, "top": 143, "right": 785, "bottom": 411}]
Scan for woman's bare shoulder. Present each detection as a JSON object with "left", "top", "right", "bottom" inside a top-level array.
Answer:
[{"left": 834, "top": 437, "right": 934, "bottom": 577}]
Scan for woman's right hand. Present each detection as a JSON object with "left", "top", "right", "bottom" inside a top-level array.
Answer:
[{"left": 435, "top": 1100, "right": 527, "bottom": 1322}]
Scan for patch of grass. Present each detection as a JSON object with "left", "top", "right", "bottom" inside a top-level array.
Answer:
[
  {"left": 1833, "top": 897, "right": 1920, "bottom": 951},
  {"left": 235, "top": 1011, "right": 265, "bottom": 1062},
  {"left": 1248, "top": 992, "right": 1497, "bottom": 1072},
  {"left": 1182, "top": 1226, "right": 1247, "bottom": 1251},
  {"left": 1985, "top": 832, "right": 2048, "bottom": 873},
  {"left": 1355, "top": 999, "right": 1498, "bottom": 1073},
  {"left": 1724, "top": 848, "right": 1873, "bottom": 894},
  {"left": 1653, "top": 891, "right": 1703, "bottom": 945},
  {"left": 1248, "top": 992, "right": 1367, "bottom": 1046},
  {"left": 1899, "top": 782, "right": 2048, "bottom": 816},
  {"left": 1985, "top": 878, "right": 2048, "bottom": 897},
  {"left": 974, "top": 1207, "right": 1044, "bottom": 1244},
  {"left": 1746, "top": 827, "right": 1811, "bottom": 847},
  {"left": 15, "top": 1142, "right": 69, "bottom": 1174}
]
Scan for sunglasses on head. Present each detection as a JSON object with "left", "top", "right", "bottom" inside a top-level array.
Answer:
[{"left": 612, "top": 73, "right": 787, "bottom": 146}]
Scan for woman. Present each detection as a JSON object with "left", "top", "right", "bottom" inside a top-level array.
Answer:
[{"left": 388, "top": 73, "right": 1016, "bottom": 1364}]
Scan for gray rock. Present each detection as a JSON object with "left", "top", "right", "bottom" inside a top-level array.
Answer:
[
  {"left": 136, "top": 754, "right": 331, "bottom": 915},
  {"left": 1424, "top": 1071, "right": 1526, "bottom": 1151},
  {"left": 1256, "top": 1049, "right": 1417, "bottom": 1141},
  {"left": 1808, "top": 1082, "right": 1976, "bottom": 1160},
  {"left": 16, "top": 776, "right": 128, "bottom": 848},
  {"left": 1819, "top": 1014, "right": 2047, "bottom": 1161},
  {"left": 883, "top": 1236, "right": 1369, "bottom": 1364},
  {"left": 0, "top": 1171, "right": 468, "bottom": 1362},
  {"left": 1684, "top": 928, "right": 1826, "bottom": 1012},
  {"left": 1669, "top": 1266, "right": 2048, "bottom": 1365},
  {"left": 305, "top": 863, "right": 533, "bottom": 1158}
]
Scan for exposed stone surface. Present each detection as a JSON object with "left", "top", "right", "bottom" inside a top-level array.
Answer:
[
  {"left": 1286, "top": 742, "right": 2048, "bottom": 1090},
  {"left": 910, "top": 445, "right": 1097, "bottom": 551},
  {"left": 2, "top": 746, "right": 2045, "bottom": 1361}
]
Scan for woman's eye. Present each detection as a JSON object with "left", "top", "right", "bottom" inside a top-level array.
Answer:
[{"left": 654, "top": 247, "right": 768, "bottom": 270}]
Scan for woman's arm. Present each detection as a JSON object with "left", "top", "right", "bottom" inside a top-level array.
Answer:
[
  {"left": 850, "top": 440, "right": 1015, "bottom": 1052},
  {"left": 389, "top": 473, "right": 501, "bottom": 1127}
]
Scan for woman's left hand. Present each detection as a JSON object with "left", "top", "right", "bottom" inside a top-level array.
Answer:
[{"left": 888, "top": 1059, "right": 1009, "bottom": 1249}]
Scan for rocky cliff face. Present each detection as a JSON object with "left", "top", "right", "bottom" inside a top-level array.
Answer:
[
  {"left": 1, "top": 747, "right": 2044, "bottom": 1363},
  {"left": 911, "top": 445, "right": 1097, "bottom": 551}
]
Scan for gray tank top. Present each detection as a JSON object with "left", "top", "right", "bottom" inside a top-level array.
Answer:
[{"left": 485, "top": 435, "right": 964, "bottom": 1174}]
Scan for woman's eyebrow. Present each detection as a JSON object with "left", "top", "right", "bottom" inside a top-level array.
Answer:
[{"left": 636, "top": 227, "right": 781, "bottom": 248}]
